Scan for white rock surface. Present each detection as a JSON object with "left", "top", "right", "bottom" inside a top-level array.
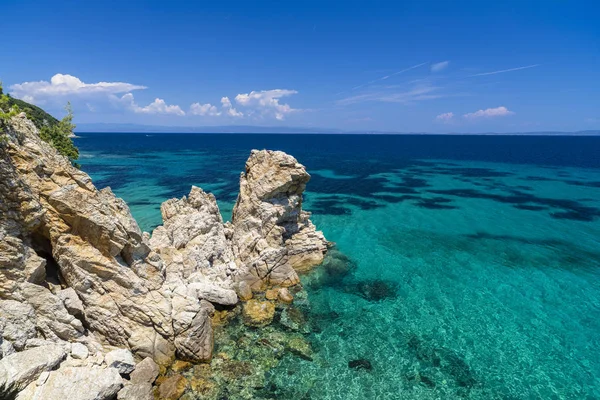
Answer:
[
  {"left": 130, "top": 357, "right": 159, "bottom": 384},
  {"left": 0, "top": 345, "right": 66, "bottom": 388},
  {"left": 18, "top": 366, "right": 123, "bottom": 400},
  {"left": 105, "top": 348, "right": 135, "bottom": 375},
  {"left": 71, "top": 342, "right": 89, "bottom": 360}
]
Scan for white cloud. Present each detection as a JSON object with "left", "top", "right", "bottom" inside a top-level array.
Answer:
[
  {"left": 436, "top": 112, "right": 454, "bottom": 122},
  {"left": 234, "top": 89, "right": 299, "bottom": 120},
  {"left": 10, "top": 73, "right": 146, "bottom": 104},
  {"left": 431, "top": 61, "right": 449, "bottom": 73},
  {"left": 189, "top": 102, "right": 220, "bottom": 116},
  {"left": 221, "top": 97, "right": 243, "bottom": 117},
  {"left": 118, "top": 93, "right": 185, "bottom": 116},
  {"left": 463, "top": 106, "right": 514, "bottom": 119}
]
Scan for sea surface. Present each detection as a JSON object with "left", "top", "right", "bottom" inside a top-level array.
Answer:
[{"left": 75, "top": 133, "right": 600, "bottom": 399}]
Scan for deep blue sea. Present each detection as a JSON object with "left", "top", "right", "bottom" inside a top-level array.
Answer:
[{"left": 75, "top": 133, "right": 600, "bottom": 399}]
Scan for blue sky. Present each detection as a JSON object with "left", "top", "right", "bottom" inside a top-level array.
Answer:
[{"left": 1, "top": 0, "right": 598, "bottom": 133}]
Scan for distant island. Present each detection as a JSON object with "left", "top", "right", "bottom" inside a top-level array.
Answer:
[{"left": 76, "top": 122, "right": 600, "bottom": 136}]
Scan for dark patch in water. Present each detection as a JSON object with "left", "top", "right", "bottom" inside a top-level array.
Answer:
[
  {"left": 414, "top": 197, "right": 458, "bottom": 210},
  {"left": 406, "top": 335, "right": 479, "bottom": 389},
  {"left": 513, "top": 204, "right": 547, "bottom": 211},
  {"left": 348, "top": 359, "right": 372, "bottom": 371},
  {"left": 429, "top": 188, "right": 600, "bottom": 221},
  {"left": 352, "top": 279, "right": 398, "bottom": 302}
]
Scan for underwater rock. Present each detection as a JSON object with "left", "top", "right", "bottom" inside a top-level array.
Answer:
[
  {"left": 188, "top": 376, "right": 215, "bottom": 396},
  {"left": 323, "top": 248, "right": 357, "bottom": 279},
  {"left": 279, "top": 306, "right": 310, "bottom": 333},
  {"left": 286, "top": 336, "right": 313, "bottom": 361},
  {"left": 348, "top": 359, "right": 372, "bottom": 371},
  {"left": 265, "top": 288, "right": 280, "bottom": 300},
  {"left": 171, "top": 360, "right": 193, "bottom": 373},
  {"left": 406, "top": 335, "right": 478, "bottom": 389},
  {"left": 157, "top": 374, "right": 188, "bottom": 400},
  {"left": 354, "top": 279, "right": 398, "bottom": 302},
  {"left": 243, "top": 300, "right": 276, "bottom": 327}
]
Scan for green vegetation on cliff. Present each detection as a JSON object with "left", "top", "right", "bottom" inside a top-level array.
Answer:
[{"left": 0, "top": 81, "right": 78, "bottom": 160}]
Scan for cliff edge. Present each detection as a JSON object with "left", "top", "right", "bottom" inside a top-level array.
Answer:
[{"left": 0, "top": 112, "right": 327, "bottom": 399}]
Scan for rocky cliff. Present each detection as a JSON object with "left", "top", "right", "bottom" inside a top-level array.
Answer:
[{"left": 0, "top": 113, "right": 327, "bottom": 399}]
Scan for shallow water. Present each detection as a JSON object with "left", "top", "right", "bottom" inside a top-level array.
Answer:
[{"left": 76, "top": 133, "right": 600, "bottom": 399}]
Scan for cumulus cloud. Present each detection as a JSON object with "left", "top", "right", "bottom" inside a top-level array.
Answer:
[
  {"left": 221, "top": 97, "right": 243, "bottom": 117},
  {"left": 234, "top": 89, "right": 298, "bottom": 120},
  {"left": 435, "top": 112, "right": 454, "bottom": 122},
  {"left": 463, "top": 106, "right": 514, "bottom": 119},
  {"left": 10, "top": 73, "right": 146, "bottom": 104},
  {"left": 189, "top": 102, "right": 220, "bottom": 116},
  {"left": 118, "top": 93, "right": 185, "bottom": 116},
  {"left": 431, "top": 61, "right": 449, "bottom": 73}
]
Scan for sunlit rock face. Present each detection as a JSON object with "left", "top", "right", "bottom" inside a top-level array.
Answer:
[
  {"left": 230, "top": 149, "right": 328, "bottom": 291},
  {"left": 0, "top": 112, "right": 327, "bottom": 397}
]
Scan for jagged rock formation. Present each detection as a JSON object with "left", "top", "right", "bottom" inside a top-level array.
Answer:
[
  {"left": 0, "top": 113, "right": 327, "bottom": 398},
  {"left": 231, "top": 149, "right": 328, "bottom": 289}
]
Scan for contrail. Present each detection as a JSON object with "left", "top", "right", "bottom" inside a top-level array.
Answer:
[
  {"left": 468, "top": 64, "right": 540, "bottom": 77},
  {"left": 336, "top": 62, "right": 429, "bottom": 95}
]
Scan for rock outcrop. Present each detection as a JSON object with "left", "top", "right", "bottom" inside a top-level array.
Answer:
[
  {"left": 0, "top": 113, "right": 327, "bottom": 398},
  {"left": 231, "top": 149, "right": 328, "bottom": 290}
]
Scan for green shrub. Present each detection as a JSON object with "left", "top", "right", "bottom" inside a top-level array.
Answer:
[
  {"left": 0, "top": 81, "right": 78, "bottom": 161},
  {"left": 39, "top": 102, "right": 79, "bottom": 160}
]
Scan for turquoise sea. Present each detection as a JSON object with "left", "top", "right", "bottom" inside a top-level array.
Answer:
[{"left": 75, "top": 133, "right": 600, "bottom": 399}]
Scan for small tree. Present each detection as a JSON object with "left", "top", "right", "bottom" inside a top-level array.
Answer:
[{"left": 39, "top": 102, "right": 79, "bottom": 160}]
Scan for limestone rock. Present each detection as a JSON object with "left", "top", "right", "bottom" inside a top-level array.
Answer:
[
  {"left": 231, "top": 150, "right": 328, "bottom": 290},
  {"left": 188, "top": 281, "right": 238, "bottom": 305},
  {"left": 0, "top": 345, "right": 66, "bottom": 389},
  {"left": 0, "top": 300, "right": 37, "bottom": 350},
  {"left": 18, "top": 366, "right": 123, "bottom": 400},
  {"left": 158, "top": 374, "right": 188, "bottom": 400},
  {"left": 173, "top": 301, "right": 213, "bottom": 362},
  {"left": 242, "top": 300, "right": 276, "bottom": 327},
  {"left": 105, "top": 348, "right": 136, "bottom": 375},
  {"left": 0, "top": 338, "right": 15, "bottom": 359},
  {"left": 57, "top": 287, "right": 84, "bottom": 317},
  {"left": 278, "top": 288, "right": 294, "bottom": 303},
  {"left": 0, "top": 113, "right": 328, "bottom": 381},
  {"left": 117, "top": 382, "right": 154, "bottom": 400},
  {"left": 130, "top": 357, "right": 159, "bottom": 384},
  {"left": 71, "top": 343, "right": 89, "bottom": 360}
]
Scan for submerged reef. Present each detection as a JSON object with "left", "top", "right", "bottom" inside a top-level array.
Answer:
[{"left": 0, "top": 112, "right": 328, "bottom": 398}]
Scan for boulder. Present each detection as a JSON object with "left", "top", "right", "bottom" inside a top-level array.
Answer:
[
  {"left": 70, "top": 343, "right": 89, "bottom": 360},
  {"left": 231, "top": 150, "right": 328, "bottom": 290},
  {"left": 105, "top": 349, "right": 136, "bottom": 375},
  {"left": 117, "top": 382, "right": 154, "bottom": 400},
  {"left": 0, "top": 345, "right": 66, "bottom": 389},
  {"left": 242, "top": 300, "right": 276, "bottom": 327},
  {"left": 57, "top": 287, "right": 84, "bottom": 317},
  {"left": 18, "top": 366, "right": 123, "bottom": 400},
  {"left": 157, "top": 374, "right": 188, "bottom": 400},
  {"left": 130, "top": 357, "right": 159, "bottom": 384},
  {"left": 188, "top": 282, "right": 238, "bottom": 305}
]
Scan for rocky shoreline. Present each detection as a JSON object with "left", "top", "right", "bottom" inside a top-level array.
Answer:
[{"left": 0, "top": 113, "right": 329, "bottom": 399}]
